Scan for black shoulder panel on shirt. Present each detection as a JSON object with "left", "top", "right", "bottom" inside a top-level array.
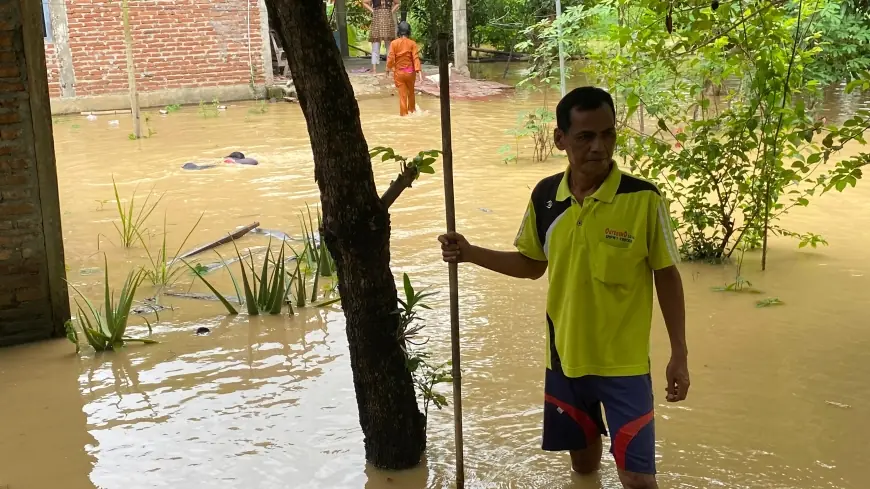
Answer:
[
  {"left": 530, "top": 172, "right": 571, "bottom": 251},
  {"left": 616, "top": 173, "right": 660, "bottom": 195}
]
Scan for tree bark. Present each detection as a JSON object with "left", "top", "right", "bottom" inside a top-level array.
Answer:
[{"left": 264, "top": 0, "right": 426, "bottom": 470}]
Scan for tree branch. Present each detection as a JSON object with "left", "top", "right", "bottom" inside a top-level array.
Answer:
[{"left": 380, "top": 164, "right": 420, "bottom": 209}]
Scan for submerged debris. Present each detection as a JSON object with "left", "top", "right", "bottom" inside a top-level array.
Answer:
[
  {"left": 177, "top": 221, "right": 260, "bottom": 260},
  {"left": 132, "top": 297, "right": 167, "bottom": 316},
  {"left": 825, "top": 401, "right": 852, "bottom": 409},
  {"left": 195, "top": 327, "right": 211, "bottom": 335},
  {"left": 165, "top": 291, "right": 243, "bottom": 303}
]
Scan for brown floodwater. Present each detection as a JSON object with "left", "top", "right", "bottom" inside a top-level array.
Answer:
[{"left": 1, "top": 78, "right": 869, "bottom": 489}]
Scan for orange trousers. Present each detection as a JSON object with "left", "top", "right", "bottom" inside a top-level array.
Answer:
[{"left": 393, "top": 71, "right": 416, "bottom": 116}]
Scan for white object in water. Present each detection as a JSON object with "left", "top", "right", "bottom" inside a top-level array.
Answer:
[
  {"left": 86, "top": 114, "right": 97, "bottom": 122},
  {"left": 217, "top": 105, "right": 228, "bottom": 111},
  {"left": 159, "top": 109, "right": 169, "bottom": 115},
  {"left": 425, "top": 63, "right": 453, "bottom": 85},
  {"left": 108, "top": 120, "right": 120, "bottom": 127}
]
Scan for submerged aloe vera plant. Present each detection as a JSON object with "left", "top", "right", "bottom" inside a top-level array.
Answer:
[
  {"left": 187, "top": 239, "right": 290, "bottom": 316},
  {"left": 299, "top": 204, "right": 334, "bottom": 277},
  {"left": 65, "top": 259, "right": 157, "bottom": 353},
  {"left": 187, "top": 236, "right": 339, "bottom": 316}
]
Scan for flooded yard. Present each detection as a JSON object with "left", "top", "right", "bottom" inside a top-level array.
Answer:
[{"left": 1, "top": 83, "right": 870, "bottom": 489}]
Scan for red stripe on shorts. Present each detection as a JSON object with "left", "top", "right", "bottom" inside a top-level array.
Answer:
[
  {"left": 544, "top": 394, "right": 600, "bottom": 443},
  {"left": 612, "top": 410, "right": 654, "bottom": 470}
]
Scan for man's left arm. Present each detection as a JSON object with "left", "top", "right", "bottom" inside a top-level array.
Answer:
[{"left": 648, "top": 194, "right": 690, "bottom": 402}]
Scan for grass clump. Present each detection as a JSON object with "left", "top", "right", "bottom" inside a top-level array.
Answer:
[
  {"left": 198, "top": 97, "right": 221, "bottom": 118},
  {"left": 112, "top": 177, "right": 163, "bottom": 248},
  {"left": 65, "top": 258, "right": 157, "bottom": 353},
  {"left": 138, "top": 213, "right": 203, "bottom": 288},
  {"left": 187, "top": 240, "right": 291, "bottom": 316}
]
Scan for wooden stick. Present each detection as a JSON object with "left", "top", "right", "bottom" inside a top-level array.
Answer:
[
  {"left": 121, "top": 0, "right": 141, "bottom": 139},
  {"left": 438, "top": 33, "right": 465, "bottom": 489},
  {"left": 177, "top": 222, "right": 260, "bottom": 260}
]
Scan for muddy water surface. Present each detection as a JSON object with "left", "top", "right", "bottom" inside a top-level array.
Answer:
[{"left": 1, "top": 82, "right": 870, "bottom": 489}]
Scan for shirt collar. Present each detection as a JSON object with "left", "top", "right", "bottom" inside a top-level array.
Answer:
[{"left": 555, "top": 161, "right": 621, "bottom": 203}]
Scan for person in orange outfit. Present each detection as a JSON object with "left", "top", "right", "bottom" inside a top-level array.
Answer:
[{"left": 387, "top": 22, "right": 422, "bottom": 116}]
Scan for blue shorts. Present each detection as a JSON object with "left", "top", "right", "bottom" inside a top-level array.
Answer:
[{"left": 542, "top": 369, "right": 656, "bottom": 474}]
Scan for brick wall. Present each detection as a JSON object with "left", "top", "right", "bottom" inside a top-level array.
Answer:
[
  {"left": 1, "top": 0, "right": 62, "bottom": 345},
  {"left": 44, "top": 41, "right": 60, "bottom": 97},
  {"left": 46, "top": 0, "right": 267, "bottom": 98}
]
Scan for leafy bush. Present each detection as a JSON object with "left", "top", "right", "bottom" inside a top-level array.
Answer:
[
  {"left": 525, "top": 0, "right": 870, "bottom": 266},
  {"left": 804, "top": 0, "right": 870, "bottom": 85},
  {"left": 396, "top": 273, "right": 451, "bottom": 423},
  {"left": 506, "top": 108, "right": 556, "bottom": 162}
]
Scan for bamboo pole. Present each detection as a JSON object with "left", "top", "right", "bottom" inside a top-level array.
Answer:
[
  {"left": 438, "top": 33, "right": 465, "bottom": 489},
  {"left": 121, "top": 0, "right": 141, "bottom": 139}
]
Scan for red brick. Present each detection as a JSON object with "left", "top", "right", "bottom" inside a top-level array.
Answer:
[
  {"left": 0, "top": 111, "right": 20, "bottom": 124},
  {"left": 0, "top": 159, "right": 30, "bottom": 171},
  {"left": 14, "top": 287, "right": 43, "bottom": 302},
  {"left": 0, "top": 174, "right": 28, "bottom": 186},
  {"left": 0, "top": 63, "right": 18, "bottom": 78},
  {"left": 1, "top": 128, "right": 20, "bottom": 140},
  {"left": 0, "top": 202, "right": 36, "bottom": 216},
  {"left": 1, "top": 188, "right": 29, "bottom": 200}
]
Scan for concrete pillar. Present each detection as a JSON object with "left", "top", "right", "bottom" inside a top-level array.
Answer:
[
  {"left": 451, "top": 0, "right": 469, "bottom": 76},
  {"left": 0, "top": 0, "right": 70, "bottom": 346},
  {"left": 258, "top": 0, "right": 273, "bottom": 86},
  {"left": 335, "top": 0, "right": 349, "bottom": 58},
  {"left": 47, "top": 0, "right": 75, "bottom": 97}
]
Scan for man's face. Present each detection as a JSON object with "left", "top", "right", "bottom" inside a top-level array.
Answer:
[{"left": 554, "top": 105, "right": 617, "bottom": 175}]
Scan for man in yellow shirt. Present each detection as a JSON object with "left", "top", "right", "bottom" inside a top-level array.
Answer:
[{"left": 438, "top": 87, "right": 689, "bottom": 489}]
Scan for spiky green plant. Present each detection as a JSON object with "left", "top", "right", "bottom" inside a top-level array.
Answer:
[
  {"left": 139, "top": 213, "right": 203, "bottom": 288},
  {"left": 187, "top": 239, "right": 289, "bottom": 315},
  {"left": 287, "top": 244, "right": 308, "bottom": 308},
  {"left": 299, "top": 205, "right": 334, "bottom": 276},
  {"left": 112, "top": 176, "right": 163, "bottom": 248},
  {"left": 315, "top": 208, "right": 334, "bottom": 276},
  {"left": 66, "top": 259, "right": 157, "bottom": 352}
]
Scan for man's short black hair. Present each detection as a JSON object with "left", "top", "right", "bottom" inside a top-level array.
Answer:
[
  {"left": 397, "top": 21, "right": 411, "bottom": 37},
  {"left": 556, "top": 86, "right": 616, "bottom": 132}
]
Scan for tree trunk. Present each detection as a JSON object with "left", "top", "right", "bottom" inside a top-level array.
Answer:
[{"left": 264, "top": 0, "right": 426, "bottom": 470}]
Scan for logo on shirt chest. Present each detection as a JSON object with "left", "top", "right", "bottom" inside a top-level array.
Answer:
[{"left": 604, "top": 228, "right": 635, "bottom": 245}]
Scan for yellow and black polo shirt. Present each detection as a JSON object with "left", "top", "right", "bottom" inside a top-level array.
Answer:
[{"left": 514, "top": 162, "right": 680, "bottom": 378}]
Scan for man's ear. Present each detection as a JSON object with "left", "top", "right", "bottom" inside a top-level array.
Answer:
[{"left": 554, "top": 128, "right": 566, "bottom": 151}]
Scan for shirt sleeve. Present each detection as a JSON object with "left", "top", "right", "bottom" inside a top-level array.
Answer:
[
  {"left": 514, "top": 199, "right": 547, "bottom": 261},
  {"left": 648, "top": 193, "right": 681, "bottom": 270},
  {"left": 413, "top": 43, "right": 422, "bottom": 72},
  {"left": 386, "top": 41, "right": 396, "bottom": 70}
]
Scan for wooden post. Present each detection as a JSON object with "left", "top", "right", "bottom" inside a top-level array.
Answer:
[
  {"left": 438, "top": 32, "right": 465, "bottom": 489},
  {"left": 20, "top": 0, "right": 71, "bottom": 337},
  {"left": 121, "top": 0, "right": 141, "bottom": 139}
]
